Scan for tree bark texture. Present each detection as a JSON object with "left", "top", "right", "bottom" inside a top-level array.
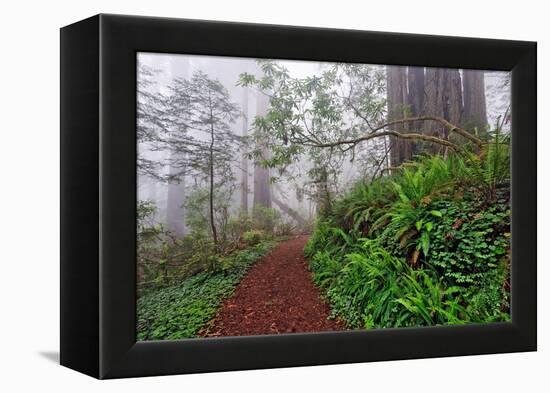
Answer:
[
  {"left": 165, "top": 159, "right": 186, "bottom": 238},
  {"left": 208, "top": 95, "right": 218, "bottom": 246},
  {"left": 240, "top": 85, "right": 250, "bottom": 213},
  {"left": 423, "top": 68, "right": 463, "bottom": 154},
  {"left": 462, "top": 69, "right": 488, "bottom": 131},
  {"left": 386, "top": 65, "right": 411, "bottom": 166},
  {"left": 406, "top": 66, "right": 425, "bottom": 157},
  {"left": 253, "top": 77, "right": 272, "bottom": 209},
  {"left": 163, "top": 58, "right": 189, "bottom": 238}
]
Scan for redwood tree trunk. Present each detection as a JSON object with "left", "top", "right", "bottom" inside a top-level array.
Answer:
[
  {"left": 423, "top": 68, "right": 463, "bottom": 154},
  {"left": 164, "top": 58, "right": 189, "bottom": 238},
  {"left": 240, "top": 85, "right": 250, "bottom": 213},
  {"left": 444, "top": 68, "right": 463, "bottom": 127},
  {"left": 253, "top": 84, "right": 272, "bottom": 209},
  {"left": 462, "top": 69, "right": 488, "bottom": 132},
  {"left": 424, "top": 67, "right": 446, "bottom": 148},
  {"left": 208, "top": 97, "right": 218, "bottom": 246},
  {"left": 165, "top": 153, "right": 186, "bottom": 238},
  {"left": 407, "top": 66, "right": 425, "bottom": 117},
  {"left": 253, "top": 148, "right": 272, "bottom": 208},
  {"left": 406, "top": 66, "right": 425, "bottom": 157},
  {"left": 386, "top": 65, "right": 411, "bottom": 166}
]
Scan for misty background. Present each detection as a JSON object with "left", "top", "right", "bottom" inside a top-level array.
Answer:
[{"left": 137, "top": 52, "right": 510, "bottom": 237}]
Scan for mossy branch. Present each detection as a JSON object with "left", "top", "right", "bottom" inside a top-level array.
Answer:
[
  {"left": 382, "top": 116, "right": 484, "bottom": 147},
  {"left": 304, "top": 116, "right": 482, "bottom": 151},
  {"left": 307, "top": 129, "right": 460, "bottom": 151}
]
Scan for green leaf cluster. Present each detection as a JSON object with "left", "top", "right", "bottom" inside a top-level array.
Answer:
[
  {"left": 306, "top": 151, "right": 511, "bottom": 328},
  {"left": 137, "top": 240, "right": 277, "bottom": 340},
  {"left": 311, "top": 240, "right": 468, "bottom": 329},
  {"left": 427, "top": 198, "right": 510, "bottom": 285}
]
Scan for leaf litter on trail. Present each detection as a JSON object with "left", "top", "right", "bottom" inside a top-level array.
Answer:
[{"left": 202, "top": 235, "right": 346, "bottom": 337}]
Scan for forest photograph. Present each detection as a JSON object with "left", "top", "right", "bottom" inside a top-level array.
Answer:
[{"left": 136, "top": 52, "right": 511, "bottom": 341}]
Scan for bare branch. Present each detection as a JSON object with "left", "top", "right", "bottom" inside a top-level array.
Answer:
[
  {"left": 371, "top": 141, "right": 394, "bottom": 181},
  {"left": 377, "top": 116, "right": 484, "bottom": 146},
  {"left": 305, "top": 129, "right": 460, "bottom": 151}
]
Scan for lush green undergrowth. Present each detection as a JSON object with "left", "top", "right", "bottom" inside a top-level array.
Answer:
[
  {"left": 305, "top": 151, "right": 511, "bottom": 329},
  {"left": 137, "top": 202, "right": 296, "bottom": 292},
  {"left": 137, "top": 240, "right": 277, "bottom": 340}
]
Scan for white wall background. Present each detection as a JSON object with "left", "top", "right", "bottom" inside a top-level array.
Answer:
[{"left": 0, "top": 0, "right": 546, "bottom": 390}]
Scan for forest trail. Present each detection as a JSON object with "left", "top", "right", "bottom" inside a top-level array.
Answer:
[{"left": 202, "top": 235, "right": 346, "bottom": 336}]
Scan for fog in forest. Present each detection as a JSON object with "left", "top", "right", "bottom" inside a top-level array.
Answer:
[
  {"left": 137, "top": 52, "right": 510, "bottom": 237},
  {"left": 136, "top": 52, "right": 512, "bottom": 339}
]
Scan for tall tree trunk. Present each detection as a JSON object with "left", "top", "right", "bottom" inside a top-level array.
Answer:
[
  {"left": 315, "top": 167, "right": 332, "bottom": 215},
  {"left": 424, "top": 67, "right": 446, "bottom": 151},
  {"left": 253, "top": 85, "right": 272, "bottom": 209},
  {"left": 444, "top": 68, "right": 463, "bottom": 127},
  {"left": 240, "top": 85, "right": 249, "bottom": 213},
  {"left": 462, "top": 69, "right": 488, "bottom": 132},
  {"left": 407, "top": 67, "right": 425, "bottom": 116},
  {"left": 253, "top": 148, "right": 272, "bottom": 208},
  {"left": 386, "top": 65, "right": 410, "bottom": 166},
  {"left": 165, "top": 164, "right": 186, "bottom": 237},
  {"left": 208, "top": 98, "right": 218, "bottom": 246},
  {"left": 423, "top": 68, "right": 463, "bottom": 154},
  {"left": 164, "top": 58, "right": 189, "bottom": 237},
  {"left": 406, "top": 66, "right": 425, "bottom": 157}
]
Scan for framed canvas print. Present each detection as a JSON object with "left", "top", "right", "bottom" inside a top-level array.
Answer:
[{"left": 60, "top": 14, "right": 536, "bottom": 379}]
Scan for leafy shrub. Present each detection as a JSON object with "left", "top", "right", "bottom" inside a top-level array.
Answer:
[
  {"left": 306, "top": 150, "right": 511, "bottom": 327},
  {"left": 483, "top": 129, "right": 511, "bottom": 188},
  {"left": 275, "top": 221, "right": 295, "bottom": 237},
  {"left": 309, "top": 250, "right": 343, "bottom": 288},
  {"left": 390, "top": 156, "right": 454, "bottom": 205},
  {"left": 137, "top": 199, "right": 186, "bottom": 288},
  {"left": 183, "top": 186, "right": 236, "bottom": 246},
  {"left": 332, "top": 177, "right": 394, "bottom": 235},
  {"left": 375, "top": 199, "right": 444, "bottom": 265},
  {"left": 304, "top": 221, "right": 334, "bottom": 257},
  {"left": 226, "top": 211, "right": 253, "bottom": 243},
  {"left": 137, "top": 199, "right": 157, "bottom": 224},
  {"left": 176, "top": 233, "right": 217, "bottom": 273},
  {"left": 311, "top": 240, "right": 468, "bottom": 329},
  {"left": 137, "top": 240, "right": 277, "bottom": 340},
  {"left": 465, "top": 261, "right": 510, "bottom": 322},
  {"left": 304, "top": 220, "right": 360, "bottom": 259},
  {"left": 427, "top": 199, "right": 510, "bottom": 285},
  {"left": 242, "top": 229, "right": 265, "bottom": 246},
  {"left": 252, "top": 205, "right": 281, "bottom": 234}
]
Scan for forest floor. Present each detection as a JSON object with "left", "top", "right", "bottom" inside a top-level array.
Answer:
[{"left": 201, "top": 235, "right": 346, "bottom": 336}]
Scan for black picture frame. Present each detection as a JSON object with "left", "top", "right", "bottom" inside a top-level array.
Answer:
[{"left": 60, "top": 14, "right": 537, "bottom": 379}]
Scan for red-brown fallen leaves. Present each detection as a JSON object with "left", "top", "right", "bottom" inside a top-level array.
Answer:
[{"left": 201, "top": 235, "right": 346, "bottom": 337}]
